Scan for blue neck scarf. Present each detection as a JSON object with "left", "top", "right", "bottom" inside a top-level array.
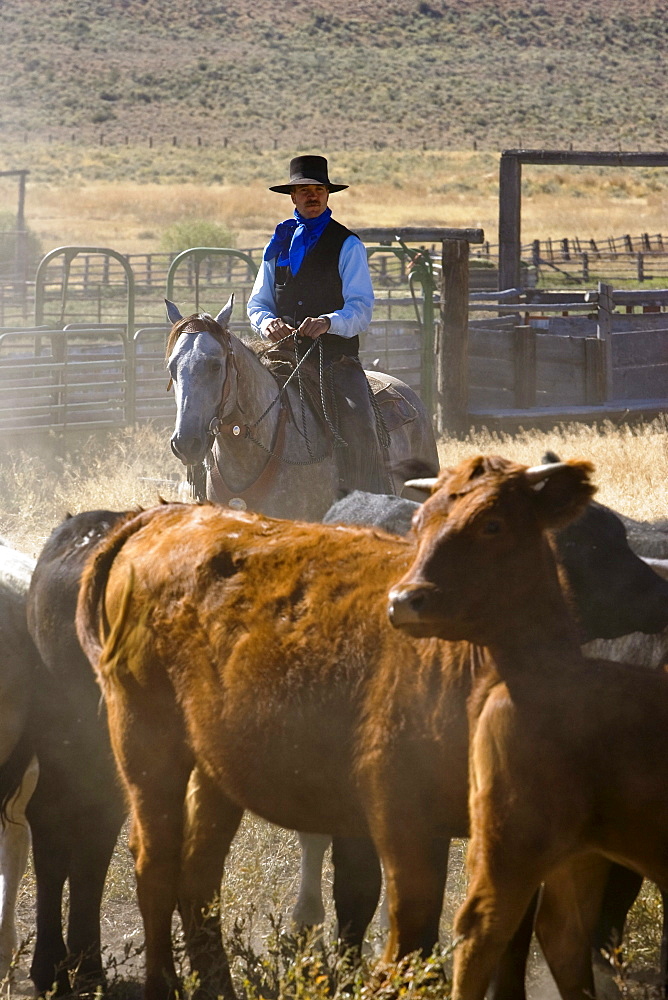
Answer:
[{"left": 264, "top": 207, "right": 332, "bottom": 275}]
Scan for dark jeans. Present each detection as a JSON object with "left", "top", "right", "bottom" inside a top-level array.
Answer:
[{"left": 326, "top": 355, "right": 391, "bottom": 496}]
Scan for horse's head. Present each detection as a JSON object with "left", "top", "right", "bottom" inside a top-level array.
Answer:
[{"left": 166, "top": 295, "right": 237, "bottom": 465}]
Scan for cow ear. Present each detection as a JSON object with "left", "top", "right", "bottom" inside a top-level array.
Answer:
[
  {"left": 528, "top": 460, "right": 597, "bottom": 530},
  {"left": 215, "top": 293, "right": 235, "bottom": 329},
  {"left": 165, "top": 299, "right": 183, "bottom": 324}
]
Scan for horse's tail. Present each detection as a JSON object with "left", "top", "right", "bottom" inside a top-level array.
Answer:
[
  {"left": 75, "top": 506, "right": 166, "bottom": 671},
  {"left": 0, "top": 725, "right": 36, "bottom": 827}
]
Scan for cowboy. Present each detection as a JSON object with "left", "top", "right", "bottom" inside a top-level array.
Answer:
[{"left": 247, "top": 154, "right": 390, "bottom": 496}]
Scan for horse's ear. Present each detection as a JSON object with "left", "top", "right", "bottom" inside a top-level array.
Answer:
[
  {"left": 165, "top": 299, "right": 183, "bottom": 325},
  {"left": 215, "top": 293, "right": 235, "bottom": 330}
]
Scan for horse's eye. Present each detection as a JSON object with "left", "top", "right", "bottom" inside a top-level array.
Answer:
[{"left": 207, "top": 359, "right": 223, "bottom": 375}]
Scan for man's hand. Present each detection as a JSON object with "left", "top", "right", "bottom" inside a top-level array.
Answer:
[
  {"left": 297, "top": 316, "right": 331, "bottom": 340},
  {"left": 265, "top": 318, "right": 296, "bottom": 343}
]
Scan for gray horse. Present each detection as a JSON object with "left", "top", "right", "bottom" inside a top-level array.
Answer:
[{"left": 166, "top": 296, "right": 438, "bottom": 518}]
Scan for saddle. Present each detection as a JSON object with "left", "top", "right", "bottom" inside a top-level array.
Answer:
[
  {"left": 366, "top": 372, "right": 419, "bottom": 434},
  {"left": 263, "top": 348, "right": 418, "bottom": 437}
]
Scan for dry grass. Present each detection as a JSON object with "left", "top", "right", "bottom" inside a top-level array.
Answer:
[
  {"left": 0, "top": 423, "right": 184, "bottom": 556},
  {"left": 3, "top": 149, "right": 667, "bottom": 256},
  {"left": 436, "top": 417, "right": 668, "bottom": 523},
  {"left": 2, "top": 416, "right": 667, "bottom": 997}
]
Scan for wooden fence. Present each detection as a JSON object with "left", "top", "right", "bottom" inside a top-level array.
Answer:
[
  {"left": 4, "top": 230, "right": 668, "bottom": 327},
  {"left": 464, "top": 284, "right": 668, "bottom": 429},
  {"left": 1, "top": 239, "right": 666, "bottom": 440}
]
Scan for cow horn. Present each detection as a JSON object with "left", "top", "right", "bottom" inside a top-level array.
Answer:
[
  {"left": 524, "top": 462, "right": 568, "bottom": 488},
  {"left": 404, "top": 477, "right": 438, "bottom": 493}
]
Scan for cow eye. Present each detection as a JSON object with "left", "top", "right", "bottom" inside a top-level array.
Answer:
[{"left": 482, "top": 519, "right": 502, "bottom": 536}]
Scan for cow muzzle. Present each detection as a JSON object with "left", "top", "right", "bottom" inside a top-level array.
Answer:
[{"left": 387, "top": 583, "right": 439, "bottom": 631}]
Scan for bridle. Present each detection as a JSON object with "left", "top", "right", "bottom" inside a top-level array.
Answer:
[{"left": 172, "top": 319, "right": 335, "bottom": 506}]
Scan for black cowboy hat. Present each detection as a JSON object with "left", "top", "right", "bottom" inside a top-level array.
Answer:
[{"left": 269, "top": 155, "right": 348, "bottom": 194}]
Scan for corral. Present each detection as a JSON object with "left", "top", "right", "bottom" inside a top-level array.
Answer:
[{"left": 0, "top": 150, "right": 666, "bottom": 444}]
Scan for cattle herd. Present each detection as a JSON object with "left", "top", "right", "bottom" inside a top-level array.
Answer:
[{"left": 0, "top": 454, "right": 667, "bottom": 1000}]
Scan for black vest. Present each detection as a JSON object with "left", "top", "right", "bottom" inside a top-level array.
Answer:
[{"left": 275, "top": 219, "right": 360, "bottom": 360}]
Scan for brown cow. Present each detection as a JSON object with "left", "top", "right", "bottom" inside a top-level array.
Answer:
[
  {"left": 388, "top": 456, "right": 668, "bottom": 1000},
  {"left": 75, "top": 504, "right": 465, "bottom": 1000}
]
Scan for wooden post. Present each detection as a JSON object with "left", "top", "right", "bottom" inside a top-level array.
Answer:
[
  {"left": 498, "top": 153, "right": 522, "bottom": 292},
  {"left": 596, "top": 282, "right": 614, "bottom": 402},
  {"left": 15, "top": 171, "right": 28, "bottom": 313},
  {"left": 584, "top": 338, "right": 606, "bottom": 404},
  {"left": 512, "top": 325, "right": 536, "bottom": 408},
  {"left": 532, "top": 239, "right": 540, "bottom": 273},
  {"left": 437, "top": 239, "right": 469, "bottom": 435}
]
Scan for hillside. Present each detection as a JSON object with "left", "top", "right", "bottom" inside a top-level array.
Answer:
[{"left": 1, "top": 0, "right": 667, "bottom": 153}]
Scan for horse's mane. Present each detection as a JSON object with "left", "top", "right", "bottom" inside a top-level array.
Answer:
[{"left": 164, "top": 313, "right": 230, "bottom": 362}]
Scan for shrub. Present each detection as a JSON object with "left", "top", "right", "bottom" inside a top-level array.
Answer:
[{"left": 160, "top": 219, "right": 237, "bottom": 252}]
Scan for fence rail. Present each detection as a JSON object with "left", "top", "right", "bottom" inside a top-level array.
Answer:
[
  {"left": 0, "top": 239, "right": 666, "bottom": 438},
  {"left": 0, "top": 317, "right": 428, "bottom": 438},
  {"left": 2, "top": 231, "right": 667, "bottom": 327},
  {"left": 469, "top": 232, "right": 668, "bottom": 287},
  {"left": 463, "top": 283, "right": 668, "bottom": 429}
]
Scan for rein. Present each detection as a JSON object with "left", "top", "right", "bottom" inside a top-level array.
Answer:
[
  {"left": 207, "top": 405, "right": 290, "bottom": 509},
  {"left": 189, "top": 328, "right": 340, "bottom": 507}
]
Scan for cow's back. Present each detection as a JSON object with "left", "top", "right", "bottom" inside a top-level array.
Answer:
[{"left": 78, "top": 503, "right": 472, "bottom": 838}]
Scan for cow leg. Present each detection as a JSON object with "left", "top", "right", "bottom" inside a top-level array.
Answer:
[
  {"left": 451, "top": 852, "right": 543, "bottom": 1000},
  {"left": 331, "top": 836, "right": 382, "bottom": 958},
  {"left": 28, "top": 805, "right": 70, "bottom": 996},
  {"left": 178, "top": 766, "right": 242, "bottom": 1000},
  {"left": 65, "top": 803, "right": 124, "bottom": 989},
  {"left": 592, "top": 863, "right": 642, "bottom": 963},
  {"left": 487, "top": 891, "right": 538, "bottom": 1000},
  {"left": 127, "top": 768, "right": 193, "bottom": 1000},
  {"left": 104, "top": 682, "right": 194, "bottom": 1000},
  {"left": 535, "top": 854, "right": 609, "bottom": 1000},
  {"left": 380, "top": 829, "right": 449, "bottom": 961},
  {"left": 292, "top": 833, "right": 330, "bottom": 928},
  {"left": 0, "top": 758, "right": 38, "bottom": 978}
]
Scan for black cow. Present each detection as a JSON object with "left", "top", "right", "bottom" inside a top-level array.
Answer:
[
  {"left": 26, "top": 510, "right": 128, "bottom": 994},
  {"left": 0, "top": 542, "right": 41, "bottom": 977}
]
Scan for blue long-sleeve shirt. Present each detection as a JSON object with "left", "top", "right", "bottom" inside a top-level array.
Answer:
[{"left": 247, "top": 234, "right": 374, "bottom": 339}]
